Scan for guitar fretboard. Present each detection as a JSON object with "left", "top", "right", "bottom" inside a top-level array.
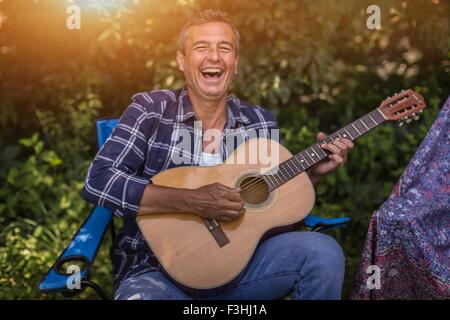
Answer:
[{"left": 262, "top": 108, "right": 386, "bottom": 191}]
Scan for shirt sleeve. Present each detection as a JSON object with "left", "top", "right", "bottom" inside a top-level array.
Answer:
[
  {"left": 82, "top": 96, "right": 154, "bottom": 219},
  {"left": 256, "top": 106, "right": 281, "bottom": 143}
]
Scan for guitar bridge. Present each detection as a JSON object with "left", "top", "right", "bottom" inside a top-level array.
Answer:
[{"left": 202, "top": 218, "right": 230, "bottom": 247}]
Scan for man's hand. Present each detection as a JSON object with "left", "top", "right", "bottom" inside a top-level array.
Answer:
[
  {"left": 307, "top": 132, "right": 354, "bottom": 185},
  {"left": 185, "top": 183, "right": 245, "bottom": 222}
]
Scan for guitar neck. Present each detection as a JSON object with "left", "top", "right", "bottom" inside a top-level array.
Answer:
[{"left": 263, "top": 108, "right": 386, "bottom": 191}]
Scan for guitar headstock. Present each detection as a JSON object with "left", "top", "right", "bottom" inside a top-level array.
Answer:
[{"left": 378, "top": 89, "right": 426, "bottom": 126}]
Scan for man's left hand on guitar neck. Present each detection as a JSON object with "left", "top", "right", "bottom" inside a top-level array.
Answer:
[{"left": 307, "top": 132, "right": 354, "bottom": 185}]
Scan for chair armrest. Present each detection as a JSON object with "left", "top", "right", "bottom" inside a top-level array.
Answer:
[
  {"left": 304, "top": 214, "right": 351, "bottom": 232},
  {"left": 38, "top": 206, "right": 112, "bottom": 295}
]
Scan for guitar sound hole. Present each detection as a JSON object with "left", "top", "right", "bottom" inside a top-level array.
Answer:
[{"left": 239, "top": 176, "right": 270, "bottom": 205}]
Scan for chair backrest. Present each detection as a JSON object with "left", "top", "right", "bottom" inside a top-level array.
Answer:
[
  {"left": 38, "top": 118, "right": 120, "bottom": 296},
  {"left": 96, "top": 118, "right": 119, "bottom": 148}
]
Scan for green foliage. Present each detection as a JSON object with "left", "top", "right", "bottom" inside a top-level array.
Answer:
[
  {"left": 0, "top": 93, "right": 112, "bottom": 299},
  {"left": 0, "top": 0, "right": 448, "bottom": 299}
]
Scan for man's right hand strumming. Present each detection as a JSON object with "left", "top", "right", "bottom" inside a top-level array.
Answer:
[{"left": 138, "top": 183, "right": 245, "bottom": 222}]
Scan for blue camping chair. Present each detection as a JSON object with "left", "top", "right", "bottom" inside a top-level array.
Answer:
[{"left": 38, "top": 118, "right": 350, "bottom": 299}]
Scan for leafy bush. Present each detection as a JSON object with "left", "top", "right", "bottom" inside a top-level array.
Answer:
[{"left": 0, "top": 93, "right": 113, "bottom": 299}]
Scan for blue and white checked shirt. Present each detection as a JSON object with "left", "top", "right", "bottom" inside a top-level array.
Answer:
[{"left": 82, "top": 87, "right": 279, "bottom": 287}]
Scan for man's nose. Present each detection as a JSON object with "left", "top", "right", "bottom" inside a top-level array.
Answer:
[{"left": 206, "top": 47, "right": 220, "bottom": 62}]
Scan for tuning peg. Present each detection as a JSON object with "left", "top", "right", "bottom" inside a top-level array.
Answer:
[
  {"left": 398, "top": 121, "right": 404, "bottom": 127},
  {"left": 406, "top": 118, "right": 412, "bottom": 124},
  {"left": 413, "top": 116, "right": 420, "bottom": 121}
]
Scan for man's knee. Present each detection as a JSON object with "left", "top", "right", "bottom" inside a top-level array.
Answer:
[
  {"left": 303, "top": 232, "right": 345, "bottom": 281},
  {"left": 276, "top": 232, "right": 344, "bottom": 274},
  {"left": 114, "top": 273, "right": 192, "bottom": 300}
]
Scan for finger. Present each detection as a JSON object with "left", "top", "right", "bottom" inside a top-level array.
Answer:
[
  {"left": 331, "top": 139, "right": 348, "bottom": 152},
  {"left": 340, "top": 138, "right": 354, "bottom": 149},
  {"left": 321, "top": 143, "right": 342, "bottom": 155},
  {"left": 226, "top": 191, "right": 243, "bottom": 202},
  {"left": 328, "top": 154, "right": 344, "bottom": 167},
  {"left": 216, "top": 215, "right": 232, "bottom": 222},
  {"left": 220, "top": 184, "right": 242, "bottom": 196},
  {"left": 223, "top": 200, "right": 245, "bottom": 211},
  {"left": 316, "top": 132, "right": 327, "bottom": 143},
  {"left": 333, "top": 139, "right": 350, "bottom": 161},
  {"left": 219, "top": 208, "right": 245, "bottom": 219}
]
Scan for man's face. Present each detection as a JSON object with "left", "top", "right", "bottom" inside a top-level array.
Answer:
[{"left": 176, "top": 22, "right": 239, "bottom": 102}]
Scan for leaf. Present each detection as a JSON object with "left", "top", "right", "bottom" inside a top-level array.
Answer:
[
  {"left": 59, "top": 196, "right": 71, "bottom": 210},
  {"left": 19, "top": 133, "right": 38, "bottom": 148}
]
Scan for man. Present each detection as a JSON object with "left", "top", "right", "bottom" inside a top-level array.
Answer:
[{"left": 82, "top": 9, "right": 353, "bottom": 300}]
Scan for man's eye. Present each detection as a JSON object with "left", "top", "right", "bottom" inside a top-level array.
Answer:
[
  {"left": 194, "top": 46, "right": 207, "bottom": 51},
  {"left": 220, "top": 47, "right": 232, "bottom": 53}
]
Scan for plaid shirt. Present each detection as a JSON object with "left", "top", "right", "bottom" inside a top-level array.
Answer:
[{"left": 82, "top": 87, "right": 279, "bottom": 288}]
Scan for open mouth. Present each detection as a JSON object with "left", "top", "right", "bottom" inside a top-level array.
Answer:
[{"left": 200, "top": 67, "right": 224, "bottom": 80}]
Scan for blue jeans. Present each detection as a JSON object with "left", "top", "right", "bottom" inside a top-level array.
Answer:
[{"left": 114, "top": 231, "right": 345, "bottom": 300}]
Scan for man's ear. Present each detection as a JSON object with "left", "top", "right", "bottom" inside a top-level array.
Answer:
[{"left": 176, "top": 50, "right": 185, "bottom": 72}]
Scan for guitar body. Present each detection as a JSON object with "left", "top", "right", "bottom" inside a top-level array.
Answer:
[{"left": 136, "top": 137, "right": 315, "bottom": 294}]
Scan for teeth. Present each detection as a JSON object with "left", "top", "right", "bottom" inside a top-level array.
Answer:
[{"left": 202, "top": 68, "right": 222, "bottom": 73}]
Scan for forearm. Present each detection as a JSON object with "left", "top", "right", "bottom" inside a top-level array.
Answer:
[
  {"left": 137, "top": 182, "right": 245, "bottom": 221},
  {"left": 137, "top": 184, "right": 193, "bottom": 216}
]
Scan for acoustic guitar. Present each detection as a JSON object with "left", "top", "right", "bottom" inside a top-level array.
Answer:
[{"left": 136, "top": 89, "right": 426, "bottom": 295}]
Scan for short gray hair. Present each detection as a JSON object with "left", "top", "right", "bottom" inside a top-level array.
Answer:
[{"left": 177, "top": 9, "right": 240, "bottom": 55}]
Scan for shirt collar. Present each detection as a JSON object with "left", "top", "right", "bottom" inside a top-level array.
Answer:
[{"left": 175, "top": 87, "right": 251, "bottom": 127}]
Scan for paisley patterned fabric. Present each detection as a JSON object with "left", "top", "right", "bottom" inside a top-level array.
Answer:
[{"left": 352, "top": 96, "right": 450, "bottom": 299}]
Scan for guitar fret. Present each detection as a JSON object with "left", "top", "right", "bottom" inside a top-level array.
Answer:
[
  {"left": 356, "top": 121, "right": 366, "bottom": 134},
  {"left": 285, "top": 165, "right": 295, "bottom": 178},
  {"left": 368, "top": 114, "right": 377, "bottom": 126},
  {"left": 298, "top": 155, "right": 309, "bottom": 167},
  {"left": 347, "top": 125, "right": 359, "bottom": 138},
  {"left": 374, "top": 108, "right": 386, "bottom": 122},
  {"left": 266, "top": 168, "right": 277, "bottom": 182},
  {"left": 342, "top": 128, "right": 353, "bottom": 140},
  {"left": 287, "top": 159, "right": 301, "bottom": 174},
  {"left": 290, "top": 158, "right": 301, "bottom": 172},
  {"left": 284, "top": 161, "right": 297, "bottom": 175},
  {"left": 294, "top": 156, "right": 306, "bottom": 170},
  {"left": 263, "top": 175, "right": 276, "bottom": 190},
  {"left": 313, "top": 144, "right": 328, "bottom": 158},
  {"left": 271, "top": 166, "right": 283, "bottom": 185},
  {"left": 363, "top": 116, "right": 375, "bottom": 129},
  {"left": 277, "top": 166, "right": 289, "bottom": 181},
  {"left": 273, "top": 170, "right": 283, "bottom": 184},
  {"left": 351, "top": 123, "right": 361, "bottom": 136},
  {"left": 360, "top": 119, "right": 370, "bottom": 131},
  {"left": 336, "top": 130, "right": 345, "bottom": 138},
  {"left": 306, "top": 149, "right": 315, "bottom": 161},
  {"left": 303, "top": 151, "right": 315, "bottom": 165}
]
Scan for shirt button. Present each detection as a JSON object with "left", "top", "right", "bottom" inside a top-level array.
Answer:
[{"left": 157, "top": 158, "right": 163, "bottom": 163}]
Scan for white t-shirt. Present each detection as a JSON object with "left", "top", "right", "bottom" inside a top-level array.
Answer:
[{"left": 199, "top": 152, "right": 223, "bottom": 167}]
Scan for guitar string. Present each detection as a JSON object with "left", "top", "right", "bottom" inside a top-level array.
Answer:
[
  {"left": 238, "top": 137, "right": 342, "bottom": 193},
  {"left": 238, "top": 144, "right": 327, "bottom": 192},
  {"left": 236, "top": 111, "right": 384, "bottom": 195},
  {"left": 238, "top": 154, "right": 315, "bottom": 193}
]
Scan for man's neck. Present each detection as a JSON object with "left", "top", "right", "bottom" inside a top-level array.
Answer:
[{"left": 187, "top": 87, "right": 228, "bottom": 131}]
